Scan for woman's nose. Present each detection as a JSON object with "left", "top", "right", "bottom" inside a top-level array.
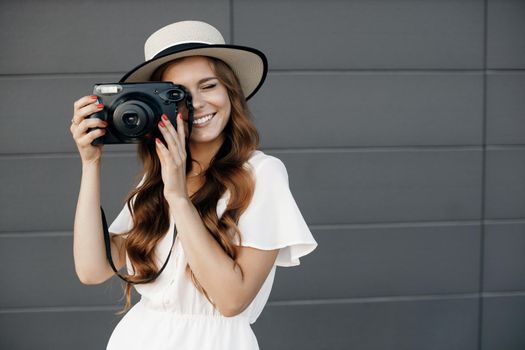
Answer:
[{"left": 191, "top": 91, "right": 205, "bottom": 109}]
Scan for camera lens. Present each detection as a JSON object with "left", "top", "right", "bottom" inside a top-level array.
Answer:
[
  {"left": 122, "top": 112, "right": 139, "bottom": 128},
  {"left": 112, "top": 100, "right": 156, "bottom": 137}
]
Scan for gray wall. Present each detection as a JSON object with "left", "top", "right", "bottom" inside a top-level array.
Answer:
[{"left": 1, "top": 0, "right": 524, "bottom": 349}]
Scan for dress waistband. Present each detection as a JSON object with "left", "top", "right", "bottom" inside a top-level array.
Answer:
[{"left": 139, "top": 298, "right": 251, "bottom": 323}]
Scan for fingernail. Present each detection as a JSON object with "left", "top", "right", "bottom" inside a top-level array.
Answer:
[
  {"left": 159, "top": 120, "right": 165, "bottom": 128},
  {"left": 90, "top": 95, "right": 98, "bottom": 100},
  {"left": 177, "top": 112, "right": 182, "bottom": 120},
  {"left": 96, "top": 103, "right": 104, "bottom": 109},
  {"left": 161, "top": 114, "right": 168, "bottom": 121},
  {"left": 155, "top": 138, "right": 161, "bottom": 144}
]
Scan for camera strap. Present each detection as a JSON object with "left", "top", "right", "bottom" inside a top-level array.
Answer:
[{"left": 100, "top": 206, "right": 176, "bottom": 284}]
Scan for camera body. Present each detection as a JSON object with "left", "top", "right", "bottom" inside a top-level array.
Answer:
[{"left": 89, "top": 82, "right": 194, "bottom": 145}]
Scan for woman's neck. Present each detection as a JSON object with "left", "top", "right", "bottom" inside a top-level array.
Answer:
[{"left": 188, "top": 135, "right": 224, "bottom": 174}]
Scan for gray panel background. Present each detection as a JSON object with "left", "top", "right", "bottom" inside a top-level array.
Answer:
[{"left": 1, "top": 0, "right": 524, "bottom": 349}]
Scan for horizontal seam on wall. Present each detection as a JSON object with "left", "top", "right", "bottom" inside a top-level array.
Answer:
[
  {"left": 0, "top": 68, "right": 524, "bottom": 79},
  {"left": 0, "top": 305, "right": 123, "bottom": 314},
  {"left": 268, "top": 293, "right": 481, "bottom": 306},
  {"left": 269, "top": 292, "right": 525, "bottom": 306},
  {"left": 0, "top": 146, "right": 490, "bottom": 159},
  {"left": 3, "top": 292, "right": 516, "bottom": 314},
  {"left": 482, "top": 291, "right": 525, "bottom": 298},
  {"left": 0, "top": 144, "right": 525, "bottom": 160},
  {"left": 4, "top": 218, "right": 525, "bottom": 236},
  {"left": 2, "top": 146, "right": 525, "bottom": 159}
]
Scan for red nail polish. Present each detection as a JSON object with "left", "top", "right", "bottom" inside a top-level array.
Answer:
[
  {"left": 177, "top": 112, "right": 182, "bottom": 119},
  {"left": 155, "top": 138, "right": 161, "bottom": 143},
  {"left": 161, "top": 114, "right": 168, "bottom": 121},
  {"left": 159, "top": 120, "right": 165, "bottom": 128},
  {"left": 96, "top": 103, "right": 104, "bottom": 109},
  {"left": 90, "top": 95, "right": 98, "bottom": 100}
]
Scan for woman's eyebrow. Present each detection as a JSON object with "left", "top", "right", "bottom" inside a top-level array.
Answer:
[{"left": 198, "top": 77, "right": 218, "bottom": 84}]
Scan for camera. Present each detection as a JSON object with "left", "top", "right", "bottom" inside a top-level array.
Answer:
[{"left": 89, "top": 82, "right": 194, "bottom": 145}]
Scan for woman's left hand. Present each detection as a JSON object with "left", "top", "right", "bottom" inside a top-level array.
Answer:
[{"left": 155, "top": 112, "right": 189, "bottom": 205}]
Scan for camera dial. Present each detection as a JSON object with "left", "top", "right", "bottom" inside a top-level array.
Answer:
[{"left": 159, "top": 88, "right": 186, "bottom": 103}]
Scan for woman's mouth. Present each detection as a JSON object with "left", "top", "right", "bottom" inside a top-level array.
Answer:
[{"left": 192, "top": 113, "right": 216, "bottom": 127}]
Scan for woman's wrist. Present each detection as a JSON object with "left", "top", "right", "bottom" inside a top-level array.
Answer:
[
  {"left": 81, "top": 159, "right": 101, "bottom": 171},
  {"left": 168, "top": 196, "right": 193, "bottom": 222},
  {"left": 167, "top": 195, "right": 192, "bottom": 210}
]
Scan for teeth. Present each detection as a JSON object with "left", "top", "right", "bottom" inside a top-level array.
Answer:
[{"left": 193, "top": 113, "right": 214, "bottom": 125}]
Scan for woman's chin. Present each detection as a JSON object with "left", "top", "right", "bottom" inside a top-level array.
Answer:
[{"left": 189, "top": 132, "right": 225, "bottom": 147}]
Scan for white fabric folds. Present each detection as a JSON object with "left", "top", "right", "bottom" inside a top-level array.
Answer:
[
  {"left": 108, "top": 202, "right": 134, "bottom": 235},
  {"left": 108, "top": 150, "right": 318, "bottom": 268},
  {"left": 104, "top": 150, "right": 317, "bottom": 349},
  {"left": 236, "top": 154, "right": 317, "bottom": 267}
]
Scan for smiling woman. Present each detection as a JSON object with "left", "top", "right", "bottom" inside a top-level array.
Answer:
[
  {"left": 70, "top": 20, "right": 318, "bottom": 350},
  {"left": 161, "top": 56, "right": 232, "bottom": 150}
]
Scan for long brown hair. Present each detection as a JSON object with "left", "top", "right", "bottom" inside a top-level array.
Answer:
[{"left": 115, "top": 57, "right": 260, "bottom": 315}]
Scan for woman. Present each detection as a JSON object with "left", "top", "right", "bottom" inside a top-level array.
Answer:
[{"left": 71, "top": 21, "right": 317, "bottom": 349}]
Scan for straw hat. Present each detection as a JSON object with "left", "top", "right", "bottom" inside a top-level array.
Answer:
[{"left": 119, "top": 20, "right": 268, "bottom": 100}]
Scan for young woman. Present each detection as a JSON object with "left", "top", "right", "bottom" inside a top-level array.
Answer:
[{"left": 70, "top": 20, "right": 317, "bottom": 349}]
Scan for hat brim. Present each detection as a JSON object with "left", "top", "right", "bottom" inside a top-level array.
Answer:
[{"left": 119, "top": 44, "right": 268, "bottom": 100}]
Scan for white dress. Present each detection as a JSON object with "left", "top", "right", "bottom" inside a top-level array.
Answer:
[{"left": 106, "top": 150, "right": 318, "bottom": 350}]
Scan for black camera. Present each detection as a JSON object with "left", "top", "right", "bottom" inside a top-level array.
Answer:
[{"left": 89, "top": 82, "right": 194, "bottom": 145}]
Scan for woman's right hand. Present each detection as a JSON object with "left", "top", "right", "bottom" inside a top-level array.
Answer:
[{"left": 70, "top": 95, "right": 108, "bottom": 165}]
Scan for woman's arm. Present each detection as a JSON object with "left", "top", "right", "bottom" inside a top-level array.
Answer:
[
  {"left": 171, "top": 198, "right": 278, "bottom": 317},
  {"left": 70, "top": 95, "right": 126, "bottom": 285},
  {"left": 154, "top": 114, "right": 278, "bottom": 316},
  {"left": 73, "top": 161, "right": 126, "bottom": 284}
]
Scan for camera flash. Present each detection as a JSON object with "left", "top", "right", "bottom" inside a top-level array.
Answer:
[{"left": 95, "top": 84, "right": 122, "bottom": 95}]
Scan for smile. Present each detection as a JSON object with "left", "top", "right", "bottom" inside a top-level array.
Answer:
[{"left": 192, "top": 113, "right": 215, "bottom": 126}]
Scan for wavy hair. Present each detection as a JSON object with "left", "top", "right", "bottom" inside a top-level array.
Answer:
[{"left": 115, "top": 57, "right": 259, "bottom": 315}]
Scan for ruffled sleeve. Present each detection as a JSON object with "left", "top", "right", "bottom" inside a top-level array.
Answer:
[
  {"left": 108, "top": 202, "right": 133, "bottom": 236},
  {"left": 237, "top": 156, "right": 318, "bottom": 267}
]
